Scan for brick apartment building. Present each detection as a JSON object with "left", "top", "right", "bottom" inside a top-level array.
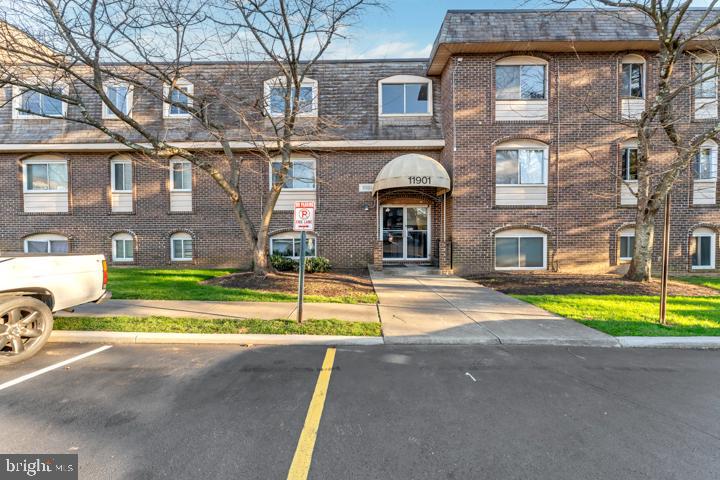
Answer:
[{"left": 2, "top": 9, "right": 720, "bottom": 275}]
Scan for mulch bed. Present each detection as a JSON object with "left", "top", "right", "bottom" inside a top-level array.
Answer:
[
  {"left": 202, "top": 269, "right": 375, "bottom": 297},
  {"left": 470, "top": 272, "right": 720, "bottom": 296}
]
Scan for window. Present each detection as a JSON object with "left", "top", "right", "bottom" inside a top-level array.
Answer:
[
  {"left": 496, "top": 148, "right": 546, "bottom": 185},
  {"left": 170, "top": 232, "right": 192, "bottom": 261},
  {"left": 103, "top": 83, "right": 132, "bottom": 118},
  {"left": 13, "top": 87, "right": 65, "bottom": 118},
  {"left": 621, "top": 56, "right": 644, "bottom": 98},
  {"left": 112, "top": 233, "right": 134, "bottom": 262},
  {"left": 23, "top": 159, "right": 68, "bottom": 192},
  {"left": 163, "top": 80, "right": 193, "bottom": 118},
  {"left": 695, "top": 62, "right": 717, "bottom": 100},
  {"left": 621, "top": 147, "right": 638, "bottom": 181},
  {"left": 378, "top": 75, "right": 432, "bottom": 116},
  {"left": 170, "top": 160, "right": 192, "bottom": 191},
  {"left": 495, "top": 230, "right": 547, "bottom": 270},
  {"left": 111, "top": 158, "right": 132, "bottom": 192},
  {"left": 691, "top": 228, "right": 715, "bottom": 269},
  {"left": 270, "top": 159, "right": 316, "bottom": 190},
  {"left": 264, "top": 78, "right": 318, "bottom": 117},
  {"left": 619, "top": 229, "right": 635, "bottom": 261},
  {"left": 270, "top": 233, "right": 316, "bottom": 259},
  {"left": 23, "top": 234, "right": 68, "bottom": 254},
  {"left": 495, "top": 64, "right": 546, "bottom": 100},
  {"left": 694, "top": 146, "right": 718, "bottom": 180}
]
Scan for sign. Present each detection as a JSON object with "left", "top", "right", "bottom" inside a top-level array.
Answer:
[
  {"left": 408, "top": 175, "right": 432, "bottom": 185},
  {"left": 358, "top": 183, "right": 373, "bottom": 192},
  {"left": 293, "top": 201, "right": 315, "bottom": 231}
]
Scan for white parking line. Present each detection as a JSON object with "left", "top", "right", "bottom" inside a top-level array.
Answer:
[{"left": 0, "top": 345, "right": 112, "bottom": 392}]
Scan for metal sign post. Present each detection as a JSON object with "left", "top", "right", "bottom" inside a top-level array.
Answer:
[
  {"left": 297, "top": 230, "right": 306, "bottom": 323},
  {"left": 293, "top": 201, "right": 315, "bottom": 324}
]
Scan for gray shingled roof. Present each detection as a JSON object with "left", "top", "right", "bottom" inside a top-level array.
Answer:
[{"left": 428, "top": 8, "right": 720, "bottom": 73}]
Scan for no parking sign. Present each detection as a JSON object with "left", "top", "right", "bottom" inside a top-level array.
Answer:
[{"left": 293, "top": 201, "right": 315, "bottom": 231}]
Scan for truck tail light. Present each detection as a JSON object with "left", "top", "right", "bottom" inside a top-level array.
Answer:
[{"left": 102, "top": 259, "right": 108, "bottom": 288}]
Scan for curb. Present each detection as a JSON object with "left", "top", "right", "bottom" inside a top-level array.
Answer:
[
  {"left": 49, "top": 330, "right": 384, "bottom": 346},
  {"left": 616, "top": 336, "right": 720, "bottom": 349},
  {"left": 49, "top": 331, "right": 720, "bottom": 349}
]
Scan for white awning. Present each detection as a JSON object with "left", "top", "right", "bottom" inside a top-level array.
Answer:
[{"left": 372, "top": 154, "right": 451, "bottom": 194}]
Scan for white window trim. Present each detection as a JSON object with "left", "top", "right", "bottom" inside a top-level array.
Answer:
[
  {"left": 494, "top": 229, "right": 547, "bottom": 271},
  {"left": 110, "top": 157, "right": 133, "bottom": 193},
  {"left": 169, "top": 159, "right": 192, "bottom": 192},
  {"left": 692, "top": 228, "right": 716, "bottom": 270},
  {"left": 621, "top": 54, "right": 646, "bottom": 99},
  {"left": 495, "top": 141, "right": 549, "bottom": 187},
  {"left": 102, "top": 82, "right": 134, "bottom": 119},
  {"left": 619, "top": 229, "right": 635, "bottom": 262},
  {"left": 269, "top": 157, "right": 317, "bottom": 192},
  {"left": 163, "top": 80, "right": 194, "bottom": 119},
  {"left": 694, "top": 141, "right": 718, "bottom": 181},
  {"left": 112, "top": 233, "right": 134, "bottom": 262},
  {"left": 170, "top": 233, "right": 193, "bottom": 262},
  {"left": 263, "top": 77, "right": 318, "bottom": 118},
  {"left": 23, "top": 234, "right": 69, "bottom": 253},
  {"left": 22, "top": 157, "right": 69, "bottom": 193},
  {"left": 378, "top": 75, "right": 433, "bottom": 117},
  {"left": 494, "top": 55, "right": 549, "bottom": 102},
  {"left": 12, "top": 85, "right": 68, "bottom": 120},
  {"left": 270, "top": 232, "right": 317, "bottom": 259}
]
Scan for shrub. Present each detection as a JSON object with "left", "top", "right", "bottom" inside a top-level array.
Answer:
[
  {"left": 303, "top": 256, "right": 332, "bottom": 273},
  {"left": 270, "top": 254, "right": 298, "bottom": 272}
]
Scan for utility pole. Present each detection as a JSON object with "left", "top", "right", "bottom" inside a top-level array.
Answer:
[{"left": 659, "top": 192, "right": 671, "bottom": 326}]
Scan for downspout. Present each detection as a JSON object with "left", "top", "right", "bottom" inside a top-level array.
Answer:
[
  {"left": 452, "top": 57, "right": 462, "bottom": 152},
  {"left": 555, "top": 56, "right": 561, "bottom": 272}
]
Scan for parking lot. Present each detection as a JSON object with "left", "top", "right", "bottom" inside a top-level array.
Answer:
[{"left": 1, "top": 343, "right": 720, "bottom": 479}]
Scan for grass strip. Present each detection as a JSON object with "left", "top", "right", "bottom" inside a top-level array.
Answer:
[
  {"left": 55, "top": 316, "right": 382, "bottom": 336},
  {"left": 514, "top": 294, "right": 720, "bottom": 336}
]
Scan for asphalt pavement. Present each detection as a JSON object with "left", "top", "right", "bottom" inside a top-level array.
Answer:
[{"left": 1, "top": 343, "right": 719, "bottom": 479}]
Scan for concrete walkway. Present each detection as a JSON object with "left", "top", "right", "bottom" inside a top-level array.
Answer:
[
  {"left": 58, "top": 299, "right": 379, "bottom": 323},
  {"left": 371, "top": 267, "right": 618, "bottom": 346}
]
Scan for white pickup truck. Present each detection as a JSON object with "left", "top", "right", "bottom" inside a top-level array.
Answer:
[{"left": 0, "top": 254, "right": 111, "bottom": 365}]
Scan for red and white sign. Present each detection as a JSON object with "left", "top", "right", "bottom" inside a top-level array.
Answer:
[{"left": 293, "top": 201, "right": 315, "bottom": 231}]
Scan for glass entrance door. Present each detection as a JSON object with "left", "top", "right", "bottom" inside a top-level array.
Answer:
[{"left": 382, "top": 206, "right": 429, "bottom": 260}]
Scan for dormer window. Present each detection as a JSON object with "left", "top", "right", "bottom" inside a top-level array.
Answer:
[
  {"left": 264, "top": 77, "right": 318, "bottom": 117},
  {"left": 163, "top": 79, "right": 193, "bottom": 118},
  {"left": 378, "top": 75, "right": 432, "bottom": 116},
  {"left": 103, "top": 83, "right": 132, "bottom": 119},
  {"left": 12, "top": 86, "right": 66, "bottom": 119}
]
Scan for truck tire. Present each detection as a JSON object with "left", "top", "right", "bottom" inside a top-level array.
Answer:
[{"left": 0, "top": 296, "right": 54, "bottom": 366}]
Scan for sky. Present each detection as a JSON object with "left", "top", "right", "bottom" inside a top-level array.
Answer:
[{"left": 324, "top": 0, "right": 714, "bottom": 59}]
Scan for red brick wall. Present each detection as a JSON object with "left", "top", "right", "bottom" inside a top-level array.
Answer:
[
  {"left": 443, "top": 52, "right": 720, "bottom": 275},
  {"left": 0, "top": 149, "right": 444, "bottom": 269}
]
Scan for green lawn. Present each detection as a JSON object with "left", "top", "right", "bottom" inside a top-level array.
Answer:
[
  {"left": 675, "top": 275, "right": 720, "bottom": 291},
  {"left": 107, "top": 268, "right": 377, "bottom": 304},
  {"left": 55, "top": 316, "right": 381, "bottom": 336},
  {"left": 515, "top": 294, "right": 720, "bottom": 336}
]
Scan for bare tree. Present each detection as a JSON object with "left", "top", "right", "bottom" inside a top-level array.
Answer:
[
  {"left": 550, "top": 1, "right": 720, "bottom": 281},
  {"left": 0, "top": 0, "right": 378, "bottom": 274}
]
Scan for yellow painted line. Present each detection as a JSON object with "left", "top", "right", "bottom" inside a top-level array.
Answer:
[{"left": 287, "top": 347, "right": 336, "bottom": 480}]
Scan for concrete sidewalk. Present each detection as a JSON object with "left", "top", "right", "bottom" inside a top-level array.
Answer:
[
  {"left": 57, "top": 299, "right": 379, "bottom": 323},
  {"left": 371, "top": 267, "right": 618, "bottom": 346}
]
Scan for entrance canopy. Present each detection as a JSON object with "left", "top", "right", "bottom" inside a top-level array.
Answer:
[{"left": 372, "top": 154, "right": 451, "bottom": 194}]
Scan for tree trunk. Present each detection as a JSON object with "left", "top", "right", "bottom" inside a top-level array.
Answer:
[{"left": 625, "top": 210, "right": 657, "bottom": 282}]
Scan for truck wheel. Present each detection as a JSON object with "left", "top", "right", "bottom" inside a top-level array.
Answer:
[{"left": 0, "top": 297, "right": 54, "bottom": 366}]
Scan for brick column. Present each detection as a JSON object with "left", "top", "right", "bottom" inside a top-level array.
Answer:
[
  {"left": 439, "top": 240, "right": 452, "bottom": 274},
  {"left": 372, "top": 240, "right": 384, "bottom": 271}
]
